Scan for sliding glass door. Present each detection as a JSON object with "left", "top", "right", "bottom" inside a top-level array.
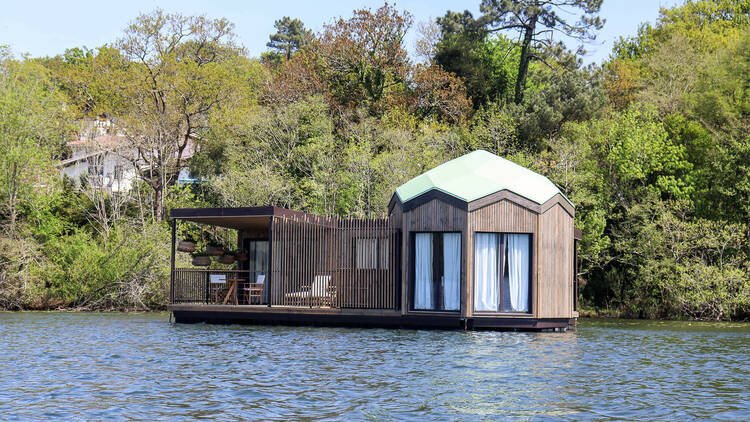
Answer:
[
  {"left": 243, "top": 239, "right": 269, "bottom": 302},
  {"left": 413, "top": 232, "right": 461, "bottom": 311},
  {"left": 474, "top": 233, "right": 531, "bottom": 313}
]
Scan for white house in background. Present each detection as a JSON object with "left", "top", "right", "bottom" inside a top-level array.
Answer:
[
  {"left": 60, "top": 135, "right": 137, "bottom": 193},
  {"left": 59, "top": 117, "right": 197, "bottom": 193}
]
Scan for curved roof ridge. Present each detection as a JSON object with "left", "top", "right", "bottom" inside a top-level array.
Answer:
[{"left": 395, "top": 150, "right": 572, "bottom": 206}]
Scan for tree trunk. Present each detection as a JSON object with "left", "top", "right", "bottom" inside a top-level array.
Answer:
[
  {"left": 153, "top": 183, "right": 164, "bottom": 221},
  {"left": 514, "top": 15, "right": 538, "bottom": 105}
]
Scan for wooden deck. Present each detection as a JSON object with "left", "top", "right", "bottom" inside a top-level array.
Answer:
[{"left": 169, "top": 304, "right": 575, "bottom": 331}]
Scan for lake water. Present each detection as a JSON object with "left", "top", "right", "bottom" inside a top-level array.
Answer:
[{"left": 0, "top": 313, "right": 748, "bottom": 420}]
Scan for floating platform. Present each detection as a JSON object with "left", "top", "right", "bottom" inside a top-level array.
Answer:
[{"left": 169, "top": 304, "right": 575, "bottom": 331}]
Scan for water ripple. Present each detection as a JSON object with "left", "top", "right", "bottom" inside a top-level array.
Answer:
[{"left": 0, "top": 313, "right": 748, "bottom": 420}]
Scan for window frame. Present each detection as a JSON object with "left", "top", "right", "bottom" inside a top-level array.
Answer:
[{"left": 408, "top": 230, "right": 462, "bottom": 313}]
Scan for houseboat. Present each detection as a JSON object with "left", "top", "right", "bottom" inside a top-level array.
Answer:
[{"left": 168, "top": 150, "right": 581, "bottom": 330}]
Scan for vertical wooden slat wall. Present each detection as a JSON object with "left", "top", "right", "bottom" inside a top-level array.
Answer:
[{"left": 265, "top": 213, "right": 399, "bottom": 310}]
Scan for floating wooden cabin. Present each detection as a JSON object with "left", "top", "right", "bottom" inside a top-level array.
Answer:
[{"left": 169, "top": 150, "right": 580, "bottom": 330}]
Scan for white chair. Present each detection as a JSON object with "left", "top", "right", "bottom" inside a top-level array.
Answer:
[
  {"left": 209, "top": 274, "right": 227, "bottom": 303},
  {"left": 243, "top": 273, "right": 265, "bottom": 305},
  {"left": 284, "top": 275, "right": 336, "bottom": 307}
]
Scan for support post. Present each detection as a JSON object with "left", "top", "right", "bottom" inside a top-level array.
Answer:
[
  {"left": 170, "top": 218, "right": 177, "bottom": 304},
  {"left": 267, "top": 216, "right": 273, "bottom": 307}
]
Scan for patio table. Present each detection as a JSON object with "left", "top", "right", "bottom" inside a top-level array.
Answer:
[{"left": 222, "top": 278, "right": 245, "bottom": 305}]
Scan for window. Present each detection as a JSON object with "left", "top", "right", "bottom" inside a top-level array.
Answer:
[
  {"left": 245, "top": 240, "right": 269, "bottom": 275},
  {"left": 355, "top": 238, "right": 377, "bottom": 269},
  {"left": 113, "top": 164, "right": 124, "bottom": 181},
  {"left": 474, "top": 233, "right": 531, "bottom": 313},
  {"left": 412, "top": 232, "right": 461, "bottom": 311},
  {"left": 355, "top": 238, "right": 389, "bottom": 270},
  {"left": 243, "top": 239, "right": 269, "bottom": 304}
]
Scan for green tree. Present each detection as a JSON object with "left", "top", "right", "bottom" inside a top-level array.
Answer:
[
  {"left": 0, "top": 51, "right": 70, "bottom": 235},
  {"left": 479, "top": 0, "right": 604, "bottom": 104},
  {"left": 605, "top": 1, "right": 750, "bottom": 233},
  {"left": 263, "top": 16, "right": 312, "bottom": 64},
  {"left": 316, "top": 4, "right": 413, "bottom": 112},
  {"left": 543, "top": 104, "right": 697, "bottom": 314},
  {"left": 211, "top": 97, "right": 339, "bottom": 214},
  {"left": 515, "top": 65, "right": 606, "bottom": 147},
  {"left": 115, "top": 10, "right": 263, "bottom": 220},
  {"left": 39, "top": 46, "right": 130, "bottom": 117},
  {"left": 434, "top": 11, "right": 526, "bottom": 108}
]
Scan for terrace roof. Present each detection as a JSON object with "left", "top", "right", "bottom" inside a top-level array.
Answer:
[{"left": 171, "top": 206, "right": 281, "bottom": 230}]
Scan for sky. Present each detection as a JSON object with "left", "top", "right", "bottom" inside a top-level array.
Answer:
[{"left": 1, "top": 0, "right": 682, "bottom": 64}]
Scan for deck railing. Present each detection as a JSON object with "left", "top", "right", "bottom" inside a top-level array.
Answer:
[
  {"left": 171, "top": 267, "right": 400, "bottom": 309},
  {"left": 171, "top": 269, "right": 262, "bottom": 304}
]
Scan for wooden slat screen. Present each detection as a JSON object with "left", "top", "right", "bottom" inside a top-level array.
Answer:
[{"left": 270, "top": 215, "right": 400, "bottom": 310}]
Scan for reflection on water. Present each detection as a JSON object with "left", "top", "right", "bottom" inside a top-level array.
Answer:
[{"left": 0, "top": 313, "right": 748, "bottom": 420}]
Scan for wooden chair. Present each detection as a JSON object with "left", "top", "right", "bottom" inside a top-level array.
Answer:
[{"left": 243, "top": 274, "right": 265, "bottom": 305}]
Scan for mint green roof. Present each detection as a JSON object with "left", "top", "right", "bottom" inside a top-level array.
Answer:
[{"left": 395, "top": 150, "right": 570, "bottom": 206}]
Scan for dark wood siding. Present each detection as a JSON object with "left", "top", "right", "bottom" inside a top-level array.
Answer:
[{"left": 536, "top": 203, "right": 575, "bottom": 318}]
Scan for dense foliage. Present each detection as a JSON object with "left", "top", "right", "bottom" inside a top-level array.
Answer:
[{"left": 0, "top": 1, "right": 748, "bottom": 319}]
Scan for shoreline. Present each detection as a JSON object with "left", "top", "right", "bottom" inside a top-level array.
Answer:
[{"left": 0, "top": 308, "right": 167, "bottom": 313}]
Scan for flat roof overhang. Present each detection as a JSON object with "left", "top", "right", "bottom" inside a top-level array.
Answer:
[{"left": 170, "top": 206, "right": 305, "bottom": 230}]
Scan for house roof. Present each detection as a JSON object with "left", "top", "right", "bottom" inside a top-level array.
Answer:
[{"left": 395, "top": 150, "right": 571, "bottom": 206}]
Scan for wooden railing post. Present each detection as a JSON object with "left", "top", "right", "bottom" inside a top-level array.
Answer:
[
  {"left": 169, "top": 218, "right": 176, "bottom": 305},
  {"left": 267, "top": 216, "right": 273, "bottom": 307},
  {"left": 205, "top": 272, "right": 210, "bottom": 304}
]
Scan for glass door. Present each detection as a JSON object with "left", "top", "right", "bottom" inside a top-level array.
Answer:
[
  {"left": 413, "top": 232, "right": 461, "bottom": 311},
  {"left": 243, "top": 239, "right": 269, "bottom": 303},
  {"left": 473, "top": 233, "right": 531, "bottom": 313}
]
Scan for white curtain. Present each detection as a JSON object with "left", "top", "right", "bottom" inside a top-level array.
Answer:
[
  {"left": 414, "top": 233, "right": 433, "bottom": 310},
  {"left": 507, "top": 234, "right": 530, "bottom": 312},
  {"left": 474, "top": 233, "right": 499, "bottom": 311},
  {"left": 442, "top": 233, "right": 461, "bottom": 311}
]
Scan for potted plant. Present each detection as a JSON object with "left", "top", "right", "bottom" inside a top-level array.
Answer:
[
  {"left": 205, "top": 245, "right": 225, "bottom": 256},
  {"left": 218, "top": 253, "right": 236, "bottom": 265},
  {"left": 191, "top": 254, "right": 211, "bottom": 267},
  {"left": 177, "top": 238, "right": 196, "bottom": 253}
]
